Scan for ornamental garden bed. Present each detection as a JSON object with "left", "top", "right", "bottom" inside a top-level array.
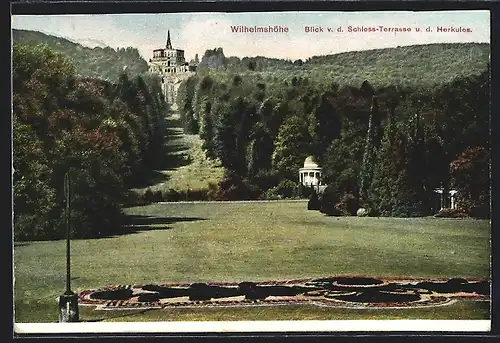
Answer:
[{"left": 78, "top": 275, "right": 489, "bottom": 310}]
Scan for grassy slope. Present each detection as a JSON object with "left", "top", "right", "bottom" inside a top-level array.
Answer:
[
  {"left": 132, "top": 114, "right": 224, "bottom": 194},
  {"left": 14, "top": 202, "right": 490, "bottom": 322}
]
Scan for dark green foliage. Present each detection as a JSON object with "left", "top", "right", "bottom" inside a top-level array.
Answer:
[
  {"left": 176, "top": 75, "right": 197, "bottom": 133},
  {"left": 163, "top": 189, "right": 181, "bottom": 202},
  {"left": 266, "top": 179, "right": 298, "bottom": 200},
  {"left": 335, "top": 193, "right": 361, "bottom": 216},
  {"left": 253, "top": 169, "right": 281, "bottom": 192},
  {"left": 318, "top": 186, "right": 342, "bottom": 216},
  {"left": 307, "top": 190, "right": 320, "bottom": 210},
  {"left": 450, "top": 146, "right": 490, "bottom": 218},
  {"left": 143, "top": 189, "right": 163, "bottom": 203},
  {"left": 211, "top": 171, "right": 261, "bottom": 201},
  {"left": 309, "top": 92, "right": 342, "bottom": 154},
  {"left": 298, "top": 184, "right": 315, "bottom": 199},
  {"left": 272, "top": 115, "right": 312, "bottom": 180},
  {"left": 13, "top": 43, "right": 167, "bottom": 240},
  {"left": 369, "top": 130, "right": 429, "bottom": 217}
]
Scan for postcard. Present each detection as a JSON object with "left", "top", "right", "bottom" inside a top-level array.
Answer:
[{"left": 11, "top": 9, "right": 491, "bottom": 334}]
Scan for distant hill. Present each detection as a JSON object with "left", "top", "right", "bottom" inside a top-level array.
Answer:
[
  {"left": 304, "top": 42, "right": 489, "bottom": 80},
  {"left": 199, "top": 42, "right": 489, "bottom": 88},
  {"left": 12, "top": 29, "right": 149, "bottom": 82}
]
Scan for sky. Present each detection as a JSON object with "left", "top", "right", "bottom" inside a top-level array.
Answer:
[{"left": 11, "top": 11, "right": 490, "bottom": 61}]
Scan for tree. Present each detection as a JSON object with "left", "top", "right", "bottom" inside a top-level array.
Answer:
[
  {"left": 272, "top": 115, "right": 312, "bottom": 180},
  {"left": 248, "top": 60, "right": 256, "bottom": 71},
  {"left": 213, "top": 101, "right": 241, "bottom": 173},
  {"left": 359, "top": 81, "right": 380, "bottom": 200},
  {"left": 450, "top": 146, "right": 490, "bottom": 218},
  {"left": 369, "top": 128, "right": 428, "bottom": 217},
  {"left": 199, "top": 98, "right": 215, "bottom": 158},
  {"left": 13, "top": 43, "right": 168, "bottom": 240},
  {"left": 309, "top": 92, "right": 341, "bottom": 154}
]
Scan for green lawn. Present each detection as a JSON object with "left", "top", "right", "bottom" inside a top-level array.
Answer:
[{"left": 14, "top": 201, "right": 490, "bottom": 322}]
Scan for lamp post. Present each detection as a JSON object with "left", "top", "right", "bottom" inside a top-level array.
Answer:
[{"left": 58, "top": 170, "right": 79, "bottom": 322}]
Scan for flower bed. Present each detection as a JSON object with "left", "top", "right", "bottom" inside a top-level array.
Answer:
[{"left": 78, "top": 275, "right": 489, "bottom": 310}]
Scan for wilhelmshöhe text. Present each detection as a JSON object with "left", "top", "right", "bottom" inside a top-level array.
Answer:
[{"left": 230, "top": 25, "right": 289, "bottom": 33}]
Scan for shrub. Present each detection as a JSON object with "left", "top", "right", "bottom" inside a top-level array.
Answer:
[
  {"left": 185, "top": 189, "right": 209, "bottom": 201},
  {"left": 265, "top": 187, "right": 281, "bottom": 200},
  {"left": 433, "top": 208, "right": 468, "bottom": 218},
  {"left": 307, "top": 190, "right": 321, "bottom": 210},
  {"left": 152, "top": 190, "right": 163, "bottom": 202},
  {"left": 143, "top": 189, "right": 163, "bottom": 203},
  {"left": 298, "top": 184, "right": 315, "bottom": 199},
  {"left": 143, "top": 189, "right": 154, "bottom": 204},
  {"left": 253, "top": 169, "right": 280, "bottom": 192},
  {"left": 163, "top": 188, "right": 181, "bottom": 202},
  {"left": 211, "top": 172, "right": 262, "bottom": 200},
  {"left": 318, "top": 186, "right": 342, "bottom": 216},
  {"left": 207, "top": 182, "right": 219, "bottom": 201},
  {"left": 335, "top": 193, "right": 361, "bottom": 216},
  {"left": 119, "top": 190, "right": 146, "bottom": 207},
  {"left": 275, "top": 179, "right": 298, "bottom": 199}
]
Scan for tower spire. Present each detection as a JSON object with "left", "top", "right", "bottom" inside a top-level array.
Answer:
[{"left": 166, "top": 30, "right": 172, "bottom": 49}]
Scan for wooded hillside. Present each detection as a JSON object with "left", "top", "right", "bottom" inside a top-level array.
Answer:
[{"left": 12, "top": 29, "right": 149, "bottom": 82}]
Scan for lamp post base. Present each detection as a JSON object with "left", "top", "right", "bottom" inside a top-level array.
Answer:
[{"left": 58, "top": 293, "right": 79, "bottom": 322}]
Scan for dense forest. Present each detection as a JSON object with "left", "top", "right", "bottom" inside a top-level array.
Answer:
[
  {"left": 12, "top": 29, "right": 149, "bottom": 82},
  {"left": 12, "top": 31, "right": 491, "bottom": 241},
  {"left": 13, "top": 43, "right": 168, "bottom": 241},
  {"left": 179, "top": 44, "right": 490, "bottom": 218}
]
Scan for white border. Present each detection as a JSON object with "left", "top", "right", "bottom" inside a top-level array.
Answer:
[{"left": 14, "top": 320, "right": 491, "bottom": 334}]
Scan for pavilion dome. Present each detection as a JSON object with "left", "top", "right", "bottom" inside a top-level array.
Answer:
[{"left": 303, "top": 156, "right": 320, "bottom": 168}]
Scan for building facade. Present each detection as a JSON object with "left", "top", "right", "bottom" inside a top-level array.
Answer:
[
  {"left": 299, "top": 156, "right": 323, "bottom": 188},
  {"left": 148, "top": 30, "right": 197, "bottom": 105}
]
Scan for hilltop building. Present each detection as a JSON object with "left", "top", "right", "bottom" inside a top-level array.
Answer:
[{"left": 148, "top": 30, "right": 197, "bottom": 105}]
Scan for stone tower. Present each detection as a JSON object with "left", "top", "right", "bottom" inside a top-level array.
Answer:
[{"left": 148, "top": 30, "right": 197, "bottom": 107}]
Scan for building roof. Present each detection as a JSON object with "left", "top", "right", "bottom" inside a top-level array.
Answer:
[
  {"left": 303, "top": 156, "right": 320, "bottom": 169},
  {"left": 166, "top": 30, "right": 172, "bottom": 49}
]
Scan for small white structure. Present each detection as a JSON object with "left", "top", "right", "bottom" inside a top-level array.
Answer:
[
  {"left": 433, "top": 187, "right": 459, "bottom": 210},
  {"left": 357, "top": 208, "right": 368, "bottom": 217},
  {"left": 299, "top": 156, "right": 322, "bottom": 188}
]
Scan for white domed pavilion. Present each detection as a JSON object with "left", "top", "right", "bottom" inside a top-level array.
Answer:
[{"left": 299, "top": 156, "right": 322, "bottom": 187}]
